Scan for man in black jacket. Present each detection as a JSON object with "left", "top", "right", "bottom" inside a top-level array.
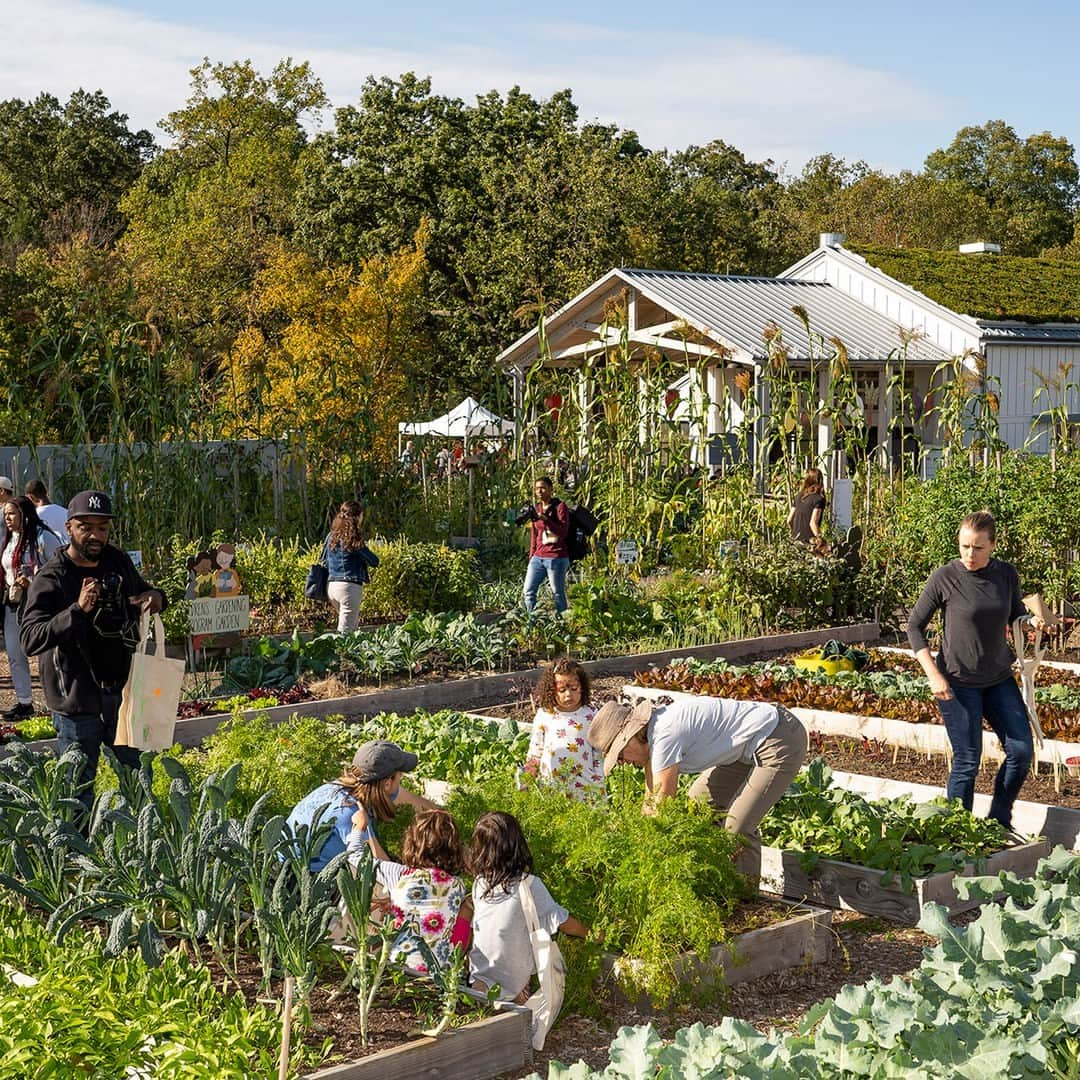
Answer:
[{"left": 20, "top": 490, "right": 167, "bottom": 809}]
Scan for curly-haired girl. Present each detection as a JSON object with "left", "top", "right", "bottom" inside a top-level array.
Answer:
[{"left": 523, "top": 658, "right": 604, "bottom": 800}]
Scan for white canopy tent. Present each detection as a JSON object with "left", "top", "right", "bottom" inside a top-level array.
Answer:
[
  {"left": 397, "top": 396, "right": 514, "bottom": 442},
  {"left": 397, "top": 397, "right": 514, "bottom": 541}
]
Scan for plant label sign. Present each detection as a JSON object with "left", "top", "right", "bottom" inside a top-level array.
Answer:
[
  {"left": 189, "top": 595, "right": 250, "bottom": 635},
  {"left": 615, "top": 540, "right": 640, "bottom": 565}
]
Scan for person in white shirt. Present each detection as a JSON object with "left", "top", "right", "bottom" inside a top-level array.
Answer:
[
  {"left": 587, "top": 695, "right": 807, "bottom": 879},
  {"left": 24, "top": 480, "right": 69, "bottom": 542}
]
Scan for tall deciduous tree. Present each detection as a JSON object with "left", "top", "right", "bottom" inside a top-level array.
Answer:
[
  {"left": 924, "top": 120, "right": 1079, "bottom": 254},
  {"left": 222, "top": 235, "right": 426, "bottom": 469},
  {"left": 0, "top": 90, "right": 154, "bottom": 250},
  {"left": 121, "top": 59, "right": 327, "bottom": 348}
]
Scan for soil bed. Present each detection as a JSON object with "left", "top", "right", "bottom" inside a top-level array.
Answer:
[
  {"left": 809, "top": 731, "right": 1080, "bottom": 810},
  {"left": 191, "top": 946, "right": 491, "bottom": 1069}
]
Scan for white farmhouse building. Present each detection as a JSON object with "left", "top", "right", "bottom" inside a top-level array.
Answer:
[{"left": 498, "top": 235, "right": 1080, "bottom": 468}]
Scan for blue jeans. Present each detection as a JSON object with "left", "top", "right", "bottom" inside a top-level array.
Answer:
[
  {"left": 938, "top": 676, "right": 1032, "bottom": 829},
  {"left": 523, "top": 556, "right": 570, "bottom": 614},
  {"left": 53, "top": 688, "right": 142, "bottom": 812}
]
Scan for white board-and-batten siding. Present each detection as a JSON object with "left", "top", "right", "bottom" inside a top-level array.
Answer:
[
  {"left": 985, "top": 342, "right": 1080, "bottom": 451},
  {"left": 788, "top": 250, "right": 981, "bottom": 359}
]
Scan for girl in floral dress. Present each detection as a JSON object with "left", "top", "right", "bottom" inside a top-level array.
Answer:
[
  {"left": 350, "top": 808, "right": 471, "bottom": 973},
  {"left": 522, "top": 658, "right": 605, "bottom": 801}
]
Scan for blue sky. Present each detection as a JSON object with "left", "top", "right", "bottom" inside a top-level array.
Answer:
[{"left": 2, "top": 0, "right": 1077, "bottom": 173}]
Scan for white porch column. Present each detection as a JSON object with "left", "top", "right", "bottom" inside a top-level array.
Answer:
[
  {"left": 816, "top": 365, "right": 833, "bottom": 473},
  {"left": 877, "top": 362, "right": 894, "bottom": 469}
]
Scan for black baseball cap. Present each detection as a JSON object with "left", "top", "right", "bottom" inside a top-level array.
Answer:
[
  {"left": 67, "top": 490, "right": 114, "bottom": 520},
  {"left": 351, "top": 740, "right": 418, "bottom": 782}
]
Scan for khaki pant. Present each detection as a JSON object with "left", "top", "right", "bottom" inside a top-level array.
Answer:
[
  {"left": 687, "top": 707, "right": 807, "bottom": 880},
  {"left": 328, "top": 580, "right": 363, "bottom": 633}
]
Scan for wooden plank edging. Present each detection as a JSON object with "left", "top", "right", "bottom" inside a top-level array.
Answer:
[
  {"left": 303, "top": 1008, "right": 531, "bottom": 1080},
  {"left": 601, "top": 903, "right": 833, "bottom": 1012},
  {"left": 759, "top": 841, "right": 1050, "bottom": 924}
]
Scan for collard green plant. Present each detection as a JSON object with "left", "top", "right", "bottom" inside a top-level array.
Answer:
[{"left": 529, "top": 847, "right": 1080, "bottom": 1080}]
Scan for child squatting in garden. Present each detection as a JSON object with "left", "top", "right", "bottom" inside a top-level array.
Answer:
[
  {"left": 349, "top": 807, "right": 472, "bottom": 973},
  {"left": 522, "top": 658, "right": 605, "bottom": 801},
  {"left": 467, "top": 810, "right": 591, "bottom": 1003}
]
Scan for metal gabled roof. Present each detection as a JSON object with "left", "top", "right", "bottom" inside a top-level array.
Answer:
[
  {"left": 978, "top": 321, "right": 1080, "bottom": 344},
  {"left": 618, "top": 268, "right": 950, "bottom": 364}
]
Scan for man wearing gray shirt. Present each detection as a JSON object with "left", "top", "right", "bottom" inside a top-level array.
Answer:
[{"left": 588, "top": 694, "right": 807, "bottom": 879}]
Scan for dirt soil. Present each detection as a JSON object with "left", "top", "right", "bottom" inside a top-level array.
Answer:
[{"left": 808, "top": 730, "right": 1080, "bottom": 809}]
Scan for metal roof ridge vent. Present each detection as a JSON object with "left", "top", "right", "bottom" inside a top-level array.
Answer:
[
  {"left": 959, "top": 241, "right": 1001, "bottom": 255},
  {"left": 819, "top": 232, "right": 846, "bottom": 248}
]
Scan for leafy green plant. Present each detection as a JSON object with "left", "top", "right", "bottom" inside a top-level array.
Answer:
[
  {"left": 446, "top": 770, "right": 748, "bottom": 1005},
  {"left": 0, "top": 894, "right": 328, "bottom": 1078},
  {"left": 530, "top": 847, "right": 1080, "bottom": 1079},
  {"left": 176, "top": 708, "right": 359, "bottom": 818},
  {"left": 360, "top": 538, "right": 481, "bottom": 617},
  {"left": 362, "top": 710, "right": 530, "bottom": 784},
  {"left": 224, "top": 629, "right": 338, "bottom": 691},
  {"left": 759, "top": 759, "right": 1014, "bottom": 891}
]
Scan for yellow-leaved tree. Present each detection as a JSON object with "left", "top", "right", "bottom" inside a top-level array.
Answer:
[{"left": 222, "top": 232, "right": 428, "bottom": 475}]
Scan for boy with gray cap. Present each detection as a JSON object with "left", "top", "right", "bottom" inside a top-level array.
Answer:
[{"left": 587, "top": 694, "right": 807, "bottom": 878}]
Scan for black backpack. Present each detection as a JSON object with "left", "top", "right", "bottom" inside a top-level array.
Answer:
[{"left": 567, "top": 504, "right": 599, "bottom": 562}]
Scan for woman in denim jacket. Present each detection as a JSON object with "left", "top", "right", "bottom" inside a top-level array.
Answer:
[{"left": 324, "top": 501, "right": 378, "bottom": 632}]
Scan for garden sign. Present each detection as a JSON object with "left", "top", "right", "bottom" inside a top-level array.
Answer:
[{"left": 615, "top": 540, "right": 640, "bottom": 565}]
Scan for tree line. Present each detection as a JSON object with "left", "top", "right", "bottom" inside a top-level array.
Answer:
[{"left": 1, "top": 58, "right": 1078, "bottom": 467}]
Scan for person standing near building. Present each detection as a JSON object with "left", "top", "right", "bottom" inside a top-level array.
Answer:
[
  {"left": 20, "top": 491, "right": 167, "bottom": 810},
  {"left": 520, "top": 477, "right": 570, "bottom": 614},
  {"left": 787, "top": 468, "right": 827, "bottom": 545},
  {"left": 908, "top": 510, "right": 1048, "bottom": 830},
  {"left": 25, "top": 480, "right": 69, "bottom": 542}
]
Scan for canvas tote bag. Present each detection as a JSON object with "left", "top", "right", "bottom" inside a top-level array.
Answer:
[
  {"left": 519, "top": 874, "right": 566, "bottom": 1051},
  {"left": 115, "top": 612, "right": 185, "bottom": 751}
]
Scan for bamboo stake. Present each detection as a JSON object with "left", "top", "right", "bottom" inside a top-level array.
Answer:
[{"left": 278, "top": 974, "right": 295, "bottom": 1080}]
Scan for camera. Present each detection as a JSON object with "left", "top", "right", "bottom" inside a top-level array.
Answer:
[
  {"left": 513, "top": 505, "right": 539, "bottom": 526},
  {"left": 92, "top": 572, "right": 130, "bottom": 637}
]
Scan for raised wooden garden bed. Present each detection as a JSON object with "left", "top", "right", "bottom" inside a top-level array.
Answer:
[
  {"left": 758, "top": 840, "right": 1051, "bottom": 924},
  {"left": 304, "top": 1008, "right": 531, "bottom": 1080},
  {"left": 603, "top": 901, "right": 833, "bottom": 1011}
]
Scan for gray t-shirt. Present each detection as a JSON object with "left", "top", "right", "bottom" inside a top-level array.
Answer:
[
  {"left": 469, "top": 874, "right": 568, "bottom": 1001},
  {"left": 907, "top": 558, "right": 1026, "bottom": 687},
  {"left": 649, "top": 697, "right": 779, "bottom": 775}
]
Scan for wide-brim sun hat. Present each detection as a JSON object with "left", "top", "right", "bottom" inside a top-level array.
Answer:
[{"left": 587, "top": 699, "right": 654, "bottom": 775}]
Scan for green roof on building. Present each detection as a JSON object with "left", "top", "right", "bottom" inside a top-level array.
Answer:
[{"left": 852, "top": 245, "right": 1080, "bottom": 325}]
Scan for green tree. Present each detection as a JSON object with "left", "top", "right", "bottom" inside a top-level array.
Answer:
[
  {"left": 0, "top": 89, "right": 154, "bottom": 250},
  {"left": 924, "top": 120, "right": 1079, "bottom": 253},
  {"left": 120, "top": 59, "right": 327, "bottom": 348}
]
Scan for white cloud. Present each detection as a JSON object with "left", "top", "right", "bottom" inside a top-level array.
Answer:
[{"left": 0, "top": 0, "right": 940, "bottom": 168}]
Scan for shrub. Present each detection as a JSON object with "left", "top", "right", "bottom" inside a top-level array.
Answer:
[
  {"left": 175, "top": 708, "right": 359, "bottom": 818},
  {"left": 360, "top": 538, "right": 481, "bottom": 617}
]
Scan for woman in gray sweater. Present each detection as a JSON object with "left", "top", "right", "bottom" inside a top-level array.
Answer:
[{"left": 907, "top": 510, "right": 1049, "bottom": 828}]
